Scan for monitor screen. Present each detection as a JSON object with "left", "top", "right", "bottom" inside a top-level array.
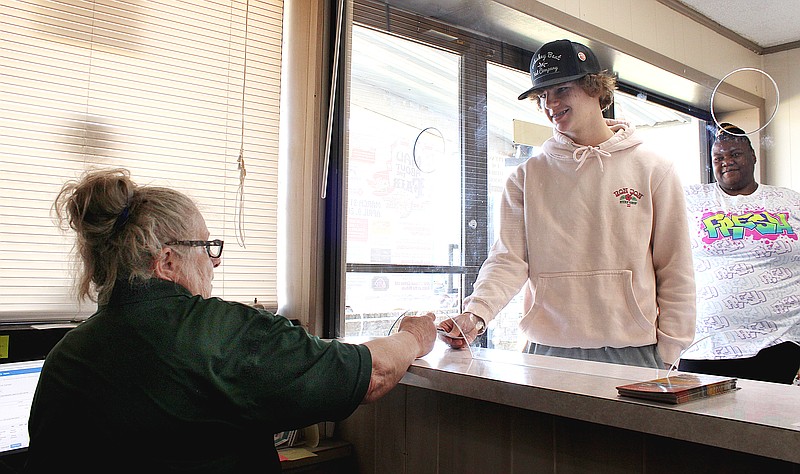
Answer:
[{"left": 0, "top": 359, "right": 44, "bottom": 455}]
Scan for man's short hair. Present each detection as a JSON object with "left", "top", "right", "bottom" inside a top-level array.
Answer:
[
  {"left": 529, "top": 72, "right": 616, "bottom": 112},
  {"left": 716, "top": 122, "right": 747, "bottom": 139},
  {"left": 715, "top": 122, "right": 754, "bottom": 154}
]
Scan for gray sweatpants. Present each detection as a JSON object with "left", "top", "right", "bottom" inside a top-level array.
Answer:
[{"left": 526, "top": 342, "right": 664, "bottom": 369}]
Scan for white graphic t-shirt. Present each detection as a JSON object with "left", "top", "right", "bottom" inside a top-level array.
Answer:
[{"left": 683, "top": 183, "right": 800, "bottom": 360}]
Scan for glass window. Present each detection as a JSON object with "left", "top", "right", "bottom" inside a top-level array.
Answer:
[
  {"left": 484, "top": 62, "right": 551, "bottom": 351},
  {"left": 614, "top": 91, "right": 707, "bottom": 186},
  {"left": 340, "top": 1, "right": 711, "bottom": 347},
  {"left": 344, "top": 25, "right": 463, "bottom": 336}
]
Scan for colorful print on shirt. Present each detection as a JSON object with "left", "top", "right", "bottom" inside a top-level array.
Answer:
[
  {"left": 699, "top": 210, "right": 796, "bottom": 243},
  {"left": 683, "top": 183, "right": 800, "bottom": 360}
]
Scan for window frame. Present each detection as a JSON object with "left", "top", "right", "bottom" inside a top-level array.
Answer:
[{"left": 325, "top": 0, "right": 713, "bottom": 339}]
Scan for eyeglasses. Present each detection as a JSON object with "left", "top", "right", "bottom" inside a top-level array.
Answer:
[{"left": 165, "top": 239, "right": 224, "bottom": 258}]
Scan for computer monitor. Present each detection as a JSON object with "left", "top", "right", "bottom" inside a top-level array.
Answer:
[{"left": 0, "top": 359, "right": 44, "bottom": 455}]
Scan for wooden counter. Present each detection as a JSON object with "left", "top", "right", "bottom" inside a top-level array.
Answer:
[{"left": 338, "top": 340, "right": 800, "bottom": 473}]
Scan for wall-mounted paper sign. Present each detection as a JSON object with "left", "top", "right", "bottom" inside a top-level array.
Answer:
[{"left": 513, "top": 119, "right": 552, "bottom": 147}]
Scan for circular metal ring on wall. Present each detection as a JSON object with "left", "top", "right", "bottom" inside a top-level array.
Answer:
[
  {"left": 412, "top": 126, "right": 445, "bottom": 173},
  {"left": 710, "top": 67, "right": 779, "bottom": 136}
]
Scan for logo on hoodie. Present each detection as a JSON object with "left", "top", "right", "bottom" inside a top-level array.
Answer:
[{"left": 614, "top": 187, "right": 643, "bottom": 207}]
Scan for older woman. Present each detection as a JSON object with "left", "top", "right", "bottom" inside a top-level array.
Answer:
[{"left": 25, "top": 168, "right": 435, "bottom": 473}]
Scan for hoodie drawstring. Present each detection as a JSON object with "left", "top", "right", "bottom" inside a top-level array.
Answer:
[{"left": 572, "top": 145, "right": 611, "bottom": 172}]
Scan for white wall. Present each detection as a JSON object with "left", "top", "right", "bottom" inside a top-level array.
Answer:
[
  {"left": 534, "top": 0, "right": 761, "bottom": 89},
  {"left": 279, "top": 0, "right": 330, "bottom": 332},
  {"left": 526, "top": 0, "right": 800, "bottom": 190},
  {"left": 764, "top": 49, "right": 800, "bottom": 189}
]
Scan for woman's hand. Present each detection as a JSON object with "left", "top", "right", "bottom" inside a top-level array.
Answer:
[{"left": 397, "top": 312, "right": 437, "bottom": 358}]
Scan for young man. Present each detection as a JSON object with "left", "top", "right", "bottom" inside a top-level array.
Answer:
[
  {"left": 438, "top": 39, "right": 696, "bottom": 369},
  {"left": 680, "top": 123, "right": 800, "bottom": 383}
]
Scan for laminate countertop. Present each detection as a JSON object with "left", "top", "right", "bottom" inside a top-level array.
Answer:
[{"left": 380, "top": 340, "right": 800, "bottom": 464}]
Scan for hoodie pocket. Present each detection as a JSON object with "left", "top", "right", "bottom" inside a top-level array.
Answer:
[{"left": 528, "top": 270, "right": 653, "bottom": 346}]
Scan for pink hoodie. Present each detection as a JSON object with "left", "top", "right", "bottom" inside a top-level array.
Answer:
[{"left": 464, "top": 120, "right": 696, "bottom": 364}]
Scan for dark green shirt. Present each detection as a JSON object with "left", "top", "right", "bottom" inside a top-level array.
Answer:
[{"left": 25, "top": 279, "right": 371, "bottom": 473}]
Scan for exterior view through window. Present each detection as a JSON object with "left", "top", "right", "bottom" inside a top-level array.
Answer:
[
  {"left": 345, "top": 25, "right": 463, "bottom": 337},
  {"left": 343, "top": 14, "right": 707, "bottom": 349}
]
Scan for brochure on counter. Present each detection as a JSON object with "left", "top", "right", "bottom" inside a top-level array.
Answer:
[{"left": 616, "top": 373, "right": 738, "bottom": 404}]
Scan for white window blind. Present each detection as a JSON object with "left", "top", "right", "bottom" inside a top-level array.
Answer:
[{"left": 0, "top": 0, "right": 282, "bottom": 322}]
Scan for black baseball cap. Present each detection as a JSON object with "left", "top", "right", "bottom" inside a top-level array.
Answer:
[{"left": 517, "top": 39, "right": 602, "bottom": 100}]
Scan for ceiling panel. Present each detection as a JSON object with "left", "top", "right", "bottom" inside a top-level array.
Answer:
[{"left": 663, "top": 0, "right": 800, "bottom": 54}]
